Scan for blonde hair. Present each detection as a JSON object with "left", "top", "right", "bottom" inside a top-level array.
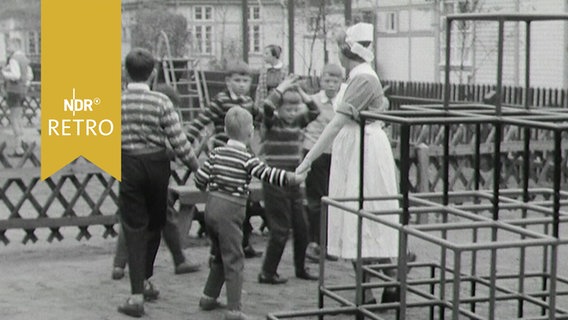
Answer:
[{"left": 225, "top": 107, "right": 253, "bottom": 140}]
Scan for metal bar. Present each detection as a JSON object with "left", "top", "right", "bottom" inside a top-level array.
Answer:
[
  {"left": 446, "top": 12, "right": 568, "bottom": 21},
  {"left": 241, "top": 0, "right": 248, "bottom": 62},
  {"left": 355, "top": 119, "right": 366, "bottom": 319},
  {"left": 287, "top": 0, "right": 294, "bottom": 72}
]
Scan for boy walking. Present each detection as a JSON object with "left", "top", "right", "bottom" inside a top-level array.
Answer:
[
  {"left": 118, "top": 48, "right": 199, "bottom": 318},
  {"left": 185, "top": 61, "right": 263, "bottom": 258},
  {"left": 258, "top": 75, "right": 320, "bottom": 284},
  {"left": 195, "top": 107, "right": 306, "bottom": 320}
]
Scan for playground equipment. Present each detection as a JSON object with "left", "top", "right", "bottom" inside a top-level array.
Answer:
[
  {"left": 268, "top": 13, "right": 568, "bottom": 320},
  {"left": 154, "top": 31, "right": 210, "bottom": 123}
]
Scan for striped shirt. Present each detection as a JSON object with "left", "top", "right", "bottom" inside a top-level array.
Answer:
[
  {"left": 194, "top": 139, "right": 291, "bottom": 198},
  {"left": 122, "top": 83, "right": 198, "bottom": 170},
  {"left": 186, "top": 90, "right": 258, "bottom": 148},
  {"left": 263, "top": 91, "right": 319, "bottom": 170}
]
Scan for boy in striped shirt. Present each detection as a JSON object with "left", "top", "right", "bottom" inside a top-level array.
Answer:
[
  {"left": 186, "top": 60, "right": 263, "bottom": 258},
  {"left": 118, "top": 48, "right": 199, "bottom": 318},
  {"left": 194, "top": 107, "right": 306, "bottom": 320},
  {"left": 258, "top": 75, "right": 321, "bottom": 284}
]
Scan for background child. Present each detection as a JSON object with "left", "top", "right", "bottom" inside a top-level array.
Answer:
[
  {"left": 255, "top": 44, "right": 287, "bottom": 110},
  {"left": 194, "top": 107, "right": 306, "bottom": 320},
  {"left": 303, "top": 64, "right": 346, "bottom": 262},
  {"left": 185, "top": 60, "right": 263, "bottom": 258},
  {"left": 118, "top": 48, "right": 199, "bottom": 318},
  {"left": 258, "top": 75, "right": 320, "bottom": 284},
  {"left": 111, "top": 84, "right": 201, "bottom": 281}
]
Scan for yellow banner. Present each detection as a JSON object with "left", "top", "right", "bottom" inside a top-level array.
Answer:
[{"left": 41, "top": 0, "right": 121, "bottom": 180}]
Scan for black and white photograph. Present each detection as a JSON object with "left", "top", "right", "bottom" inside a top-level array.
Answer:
[{"left": 1, "top": 0, "right": 568, "bottom": 319}]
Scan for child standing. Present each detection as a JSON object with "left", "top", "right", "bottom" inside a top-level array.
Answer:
[
  {"left": 118, "top": 48, "right": 200, "bottom": 317},
  {"left": 112, "top": 84, "right": 201, "bottom": 281},
  {"left": 303, "top": 64, "right": 346, "bottom": 262},
  {"left": 186, "top": 61, "right": 263, "bottom": 258},
  {"left": 258, "top": 75, "right": 320, "bottom": 284},
  {"left": 194, "top": 107, "right": 306, "bottom": 320}
]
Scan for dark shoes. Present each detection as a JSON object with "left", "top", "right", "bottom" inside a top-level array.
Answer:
[
  {"left": 117, "top": 298, "right": 144, "bottom": 318},
  {"left": 174, "top": 261, "right": 201, "bottom": 274},
  {"left": 258, "top": 272, "right": 288, "bottom": 284},
  {"left": 296, "top": 268, "right": 318, "bottom": 281},
  {"left": 199, "top": 296, "right": 224, "bottom": 311},
  {"left": 243, "top": 245, "right": 263, "bottom": 258},
  {"left": 143, "top": 281, "right": 159, "bottom": 301}
]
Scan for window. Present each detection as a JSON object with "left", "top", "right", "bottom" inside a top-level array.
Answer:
[
  {"left": 248, "top": 6, "right": 260, "bottom": 21},
  {"left": 26, "top": 31, "right": 40, "bottom": 56},
  {"left": 249, "top": 25, "right": 261, "bottom": 53},
  {"left": 193, "top": 6, "right": 214, "bottom": 55},
  {"left": 248, "top": 6, "right": 261, "bottom": 53},
  {"left": 194, "top": 6, "right": 213, "bottom": 21},
  {"left": 385, "top": 12, "right": 397, "bottom": 33},
  {"left": 194, "top": 25, "right": 213, "bottom": 55}
]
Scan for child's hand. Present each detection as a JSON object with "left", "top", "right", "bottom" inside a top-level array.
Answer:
[
  {"left": 297, "top": 87, "right": 312, "bottom": 104},
  {"left": 276, "top": 74, "right": 300, "bottom": 93},
  {"left": 287, "top": 170, "right": 308, "bottom": 185}
]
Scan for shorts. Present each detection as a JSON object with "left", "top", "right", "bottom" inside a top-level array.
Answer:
[{"left": 6, "top": 92, "right": 25, "bottom": 108}]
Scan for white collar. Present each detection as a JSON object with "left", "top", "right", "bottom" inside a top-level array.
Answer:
[
  {"left": 265, "top": 61, "right": 283, "bottom": 69},
  {"left": 127, "top": 83, "right": 151, "bottom": 91},
  {"left": 228, "top": 89, "right": 244, "bottom": 100},
  {"left": 318, "top": 90, "right": 334, "bottom": 105},
  {"left": 227, "top": 139, "right": 247, "bottom": 150},
  {"left": 348, "top": 62, "right": 378, "bottom": 80}
]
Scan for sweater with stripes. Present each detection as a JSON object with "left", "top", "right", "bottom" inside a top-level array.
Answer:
[
  {"left": 263, "top": 91, "right": 320, "bottom": 170},
  {"left": 194, "top": 139, "right": 292, "bottom": 198},
  {"left": 121, "top": 83, "right": 198, "bottom": 170},
  {"left": 186, "top": 90, "right": 258, "bottom": 148}
]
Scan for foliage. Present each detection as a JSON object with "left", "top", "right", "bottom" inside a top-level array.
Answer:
[
  {"left": 0, "top": 0, "right": 40, "bottom": 29},
  {"left": 131, "top": 4, "right": 189, "bottom": 57}
]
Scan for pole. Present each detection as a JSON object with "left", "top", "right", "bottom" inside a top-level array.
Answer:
[
  {"left": 288, "top": 0, "right": 294, "bottom": 72},
  {"left": 241, "top": 0, "right": 249, "bottom": 63},
  {"left": 345, "top": 0, "right": 352, "bottom": 26}
]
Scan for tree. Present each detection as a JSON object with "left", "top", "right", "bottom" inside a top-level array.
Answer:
[{"left": 130, "top": 4, "right": 189, "bottom": 57}]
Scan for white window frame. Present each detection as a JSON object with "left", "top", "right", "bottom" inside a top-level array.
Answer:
[
  {"left": 26, "top": 31, "right": 40, "bottom": 56},
  {"left": 248, "top": 6, "right": 260, "bottom": 21},
  {"left": 248, "top": 6, "right": 261, "bottom": 53},
  {"left": 194, "top": 6, "right": 213, "bottom": 21},
  {"left": 194, "top": 25, "right": 214, "bottom": 55}
]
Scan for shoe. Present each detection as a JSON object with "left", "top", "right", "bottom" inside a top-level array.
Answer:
[
  {"left": 112, "top": 267, "right": 125, "bottom": 280},
  {"left": 380, "top": 287, "right": 400, "bottom": 303},
  {"left": 117, "top": 298, "right": 144, "bottom": 318},
  {"left": 305, "top": 243, "right": 320, "bottom": 263},
  {"left": 325, "top": 253, "right": 339, "bottom": 261},
  {"left": 296, "top": 268, "right": 318, "bottom": 281},
  {"left": 258, "top": 272, "right": 288, "bottom": 284},
  {"left": 175, "top": 261, "right": 201, "bottom": 274},
  {"left": 224, "top": 310, "right": 249, "bottom": 320},
  {"left": 243, "top": 245, "right": 262, "bottom": 258},
  {"left": 199, "top": 296, "right": 224, "bottom": 311},
  {"left": 143, "top": 281, "right": 159, "bottom": 301}
]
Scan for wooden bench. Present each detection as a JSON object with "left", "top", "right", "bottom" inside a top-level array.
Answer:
[{"left": 168, "top": 181, "right": 266, "bottom": 242}]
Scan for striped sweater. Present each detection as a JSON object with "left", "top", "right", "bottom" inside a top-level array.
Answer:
[
  {"left": 263, "top": 91, "right": 320, "bottom": 170},
  {"left": 186, "top": 90, "right": 258, "bottom": 148},
  {"left": 122, "top": 83, "right": 198, "bottom": 170},
  {"left": 194, "top": 140, "right": 292, "bottom": 198}
]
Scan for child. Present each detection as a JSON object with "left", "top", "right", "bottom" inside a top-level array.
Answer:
[
  {"left": 258, "top": 75, "right": 320, "bottom": 284},
  {"left": 255, "top": 44, "right": 287, "bottom": 110},
  {"left": 185, "top": 60, "right": 263, "bottom": 258},
  {"left": 303, "top": 64, "right": 346, "bottom": 262},
  {"left": 118, "top": 48, "right": 199, "bottom": 318},
  {"left": 194, "top": 107, "right": 306, "bottom": 320},
  {"left": 111, "top": 84, "right": 200, "bottom": 281}
]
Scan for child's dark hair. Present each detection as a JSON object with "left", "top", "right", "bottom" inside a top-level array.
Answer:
[
  {"left": 225, "top": 60, "right": 251, "bottom": 77},
  {"left": 266, "top": 44, "right": 282, "bottom": 59},
  {"left": 125, "top": 48, "right": 156, "bottom": 82},
  {"left": 339, "top": 41, "right": 370, "bottom": 63},
  {"left": 154, "top": 84, "right": 181, "bottom": 107}
]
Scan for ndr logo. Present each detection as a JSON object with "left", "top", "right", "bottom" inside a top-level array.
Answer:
[{"left": 64, "top": 88, "right": 101, "bottom": 116}]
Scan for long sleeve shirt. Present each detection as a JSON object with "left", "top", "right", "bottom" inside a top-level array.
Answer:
[
  {"left": 185, "top": 90, "right": 258, "bottom": 147},
  {"left": 194, "top": 139, "right": 292, "bottom": 198},
  {"left": 122, "top": 83, "right": 199, "bottom": 171},
  {"left": 262, "top": 90, "right": 320, "bottom": 170}
]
